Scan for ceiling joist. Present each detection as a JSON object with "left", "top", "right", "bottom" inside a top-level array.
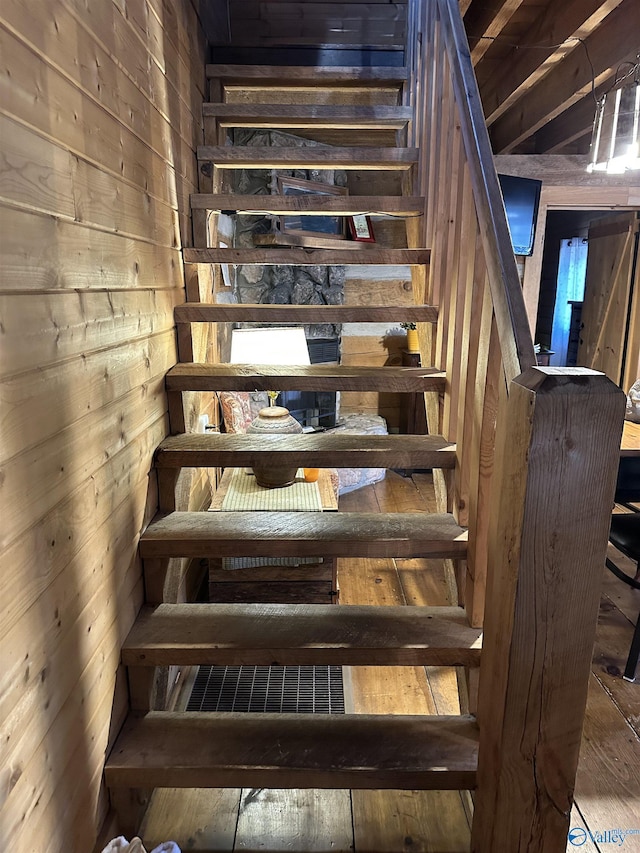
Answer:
[
  {"left": 487, "top": 0, "right": 640, "bottom": 153},
  {"left": 475, "top": 0, "right": 627, "bottom": 126},
  {"left": 464, "top": 0, "right": 526, "bottom": 64}
]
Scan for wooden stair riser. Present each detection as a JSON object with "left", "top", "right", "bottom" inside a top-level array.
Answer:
[
  {"left": 139, "top": 511, "right": 468, "bottom": 560},
  {"left": 165, "top": 364, "right": 445, "bottom": 393},
  {"left": 155, "top": 433, "right": 456, "bottom": 470},
  {"left": 122, "top": 603, "right": 482, "bottom": 668},
  {"left": 105, "top": 712, "right": 478, "bottom": 791}
]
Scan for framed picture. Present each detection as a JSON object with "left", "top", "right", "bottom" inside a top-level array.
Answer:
[
  {"left": 348, "top": 214, "right": 375, "bottom": 243},
  {"left": 277, "top": 176, "right": 347, "bottom": 240}
]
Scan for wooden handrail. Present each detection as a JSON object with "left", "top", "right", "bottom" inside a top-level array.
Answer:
[
  {"left": 436, "top": 0, "right": 536, "bottom": 383},
  {"left": 406, "top": 3, "right": 626, "bottom": 849}
]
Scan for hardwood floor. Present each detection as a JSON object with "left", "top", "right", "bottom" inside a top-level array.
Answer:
[{"left": 137, "top": 472, "right": 640, "bottom": 853}]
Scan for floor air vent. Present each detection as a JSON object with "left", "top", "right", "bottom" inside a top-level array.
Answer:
[{"left": 186, "top": 665, "right": 345, "bottom": 714}]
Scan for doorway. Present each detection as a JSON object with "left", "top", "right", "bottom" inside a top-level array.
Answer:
[{"left": 534, "top": 209, "right": 640, "bottom": 390}]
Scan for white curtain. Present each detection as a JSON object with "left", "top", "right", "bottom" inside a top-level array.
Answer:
[{"left": 550, "top": 237, "right": 588, "bottom": 366}]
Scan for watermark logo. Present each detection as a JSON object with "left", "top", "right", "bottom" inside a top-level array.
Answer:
[{"left": 568, "top": 827, "right": 640, "bottom": 847}]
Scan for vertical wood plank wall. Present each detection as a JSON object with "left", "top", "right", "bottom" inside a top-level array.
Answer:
[
  {"left": 0, "top": 1, "right": 215, "bottom": 849},
  {"left": 406, "top": 0, "right": 536, "bottom": 625}
]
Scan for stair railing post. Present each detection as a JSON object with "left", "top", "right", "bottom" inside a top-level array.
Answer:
[{"left": 471, "top": 367, "right": 624, "bottom": 852}]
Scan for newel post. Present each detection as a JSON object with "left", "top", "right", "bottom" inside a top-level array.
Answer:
[{"left": 471, "top": 368, "right": 625, "bottom": 852}]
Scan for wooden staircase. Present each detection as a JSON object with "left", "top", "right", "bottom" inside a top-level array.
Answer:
[
  {"left": 104, "top": 5, "right": 625, "bottom": 848},
  {"left": 106, "top": 59, "right": 481, "bottom": 833}
]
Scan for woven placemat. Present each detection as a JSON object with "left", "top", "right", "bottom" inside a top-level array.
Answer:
[{"left": 221, "top": 468, "right": 322, "bottom": 512}]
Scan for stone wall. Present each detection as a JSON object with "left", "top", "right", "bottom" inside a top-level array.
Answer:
[{"left": 231, "top": 128, "right": 346, "bottom": 339}]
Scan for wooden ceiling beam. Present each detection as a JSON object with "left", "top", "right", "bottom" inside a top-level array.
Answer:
[
  {"left": 464, "top": 0, "right": 526, "bottom": 65},
  {"left": 489, "top": 0, "right": 640, "bottom": 153},
  {"left": 534, "top": 99, "right": 597, "bottom": 154},
  {"left": 476, "top": 0, "right": 627, "bottom": 126},
  {"left": 533, "top": 76, "right": 616, "bottom": 153}
]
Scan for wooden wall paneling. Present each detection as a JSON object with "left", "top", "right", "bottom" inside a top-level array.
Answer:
[
  {"left": 1, "top": 544, "right": 144, "bottom": 837},
  {"left": 0, "top": 113, "right": 76, "bottom": 218},
  {"left": 0, "top": 330, "right": 176, "bottom": 464},
  {"left": 0, "top": 5, "right": 200, "bottom": 188},
  {"left": 2, "top": 577, "right": 144, "bottom": 850},
  {"left": 154, "top": 0, "right": 211, "bottom": 65},
  {"left": 228, "top": 3, "right": 407, "bottom": 44},
  {"left": 233, "top": 1, "right": 407, "bottom": 17},
  {"left": 0, "top": 32, "right": 197, "bottom": 220},
  {"left": 0, "top": 289, "right": 181, "bottom": 378},
  {"left": 234, "top": 23, "right": 405, "bottom": 46},
  {"left": 0, "top": 373, "right": 167, "bottom": 560},
  {"left": 0, "top": 0, "right": 205, "bottom": 846},
  {"left": 70, "top": 0, "right": 206, "bottom": 114},
  {"left": 0, "top": 209, "right": 185, "bottom": 295},
  {"left": 7, "top": 705, "right": 138, "bottom": 853},
  {"left": 70, "top": 158, "right": 181, "bottom": 248},
  {"left": 1, "top": 436, "right": 161, "bottom": 641},
  {"left": 110, "top": 0, "right": 207, "bottom": 104},
  {"left": 339, "top": 328, "right": 406, "bottom": 430}
]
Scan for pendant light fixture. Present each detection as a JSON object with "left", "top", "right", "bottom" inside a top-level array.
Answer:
[{"left": 588, "top": 56, "right": 640, "bottom": 174}]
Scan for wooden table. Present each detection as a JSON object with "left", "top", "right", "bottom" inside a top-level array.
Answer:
[
  {"left": 208, "top": 468, "right": 339, "bottom": 604},
  {"left": 621, "top": 421, "right": 640, "bottom": 456}
]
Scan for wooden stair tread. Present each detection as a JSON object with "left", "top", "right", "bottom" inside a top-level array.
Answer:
[
  {"left": 155, "top": 433, "right": 456, "bottom": 470},
  {"left": 202, "top": 103, "right": 412, "bottom": 128},
  {"left": 156, "top": 433, "right": 455, "bottom": 468},
  {"left": 105, "top": 711, "right": 478, "bottom": 790},
  {"left": 122, "top": 603, "right": 482, "bottom": 667},
  {"left": 174, "top": 303, "right": 437, "bottom": 324},
  {"left": 190, "top": 194, "right": 424, "bottom": 215},
  {"left": 206, "top": 64, "right": 408, "bottom": 84},
  {"left": 165, "top": 363, "right": 445, "bottom": 393},
  {"left": 139, "top": 512, "right": 468, "bottom": 559},
  {"left": 197, "top": 146, "right": 418, "bottom": 169},
  {"left": 183, "top": 247, "right": 430, "bottom": 265}
]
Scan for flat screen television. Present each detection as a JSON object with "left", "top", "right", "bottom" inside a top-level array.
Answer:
[{"left": 497, "top": 174, "right": 542, "bottom": 256}]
